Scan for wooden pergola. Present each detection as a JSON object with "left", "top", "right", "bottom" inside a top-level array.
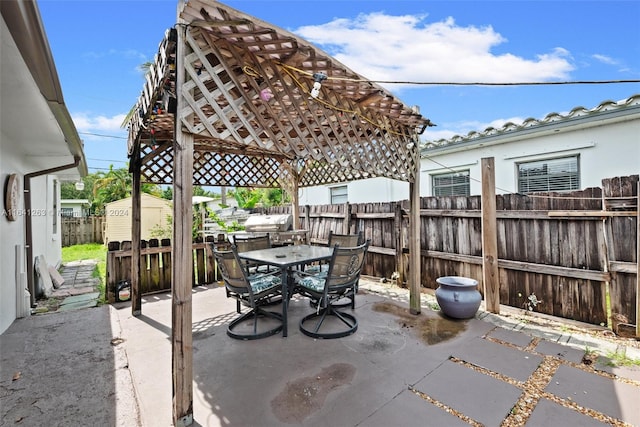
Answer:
[{"left": 125, "top": 1, "right": 432, "bottom": 425}]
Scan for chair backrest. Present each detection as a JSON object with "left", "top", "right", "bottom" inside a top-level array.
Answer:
[
  {"left": 212, "top": 245, "right": 251, "bottom": 294},
  {"left": 325, "top": 240, "right": 370, "bottom": 291},
  {"left": 233, "top": 234, "right": 271, "bottom": 253},
  {"left": 328, "top": 230, "right": 363, "bottom": 248}
]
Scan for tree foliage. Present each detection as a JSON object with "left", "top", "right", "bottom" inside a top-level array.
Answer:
[
  {"left": 230, "top": 187, "right": 289, "bottom": 209},
  {"left": 60, "top": 166, "right": 162, "bottom": 215}
]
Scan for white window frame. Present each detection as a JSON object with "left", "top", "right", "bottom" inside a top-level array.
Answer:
[
  {"left": 329, "top": 185, "right": 348, "bottom": 204},
  {"left": 432, "top": 170, "right": 470, "bottom": 196},
  {"left": 517, "top": 155, "right": 580, "bottom": 194}
]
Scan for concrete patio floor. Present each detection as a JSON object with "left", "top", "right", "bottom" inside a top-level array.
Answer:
[{"left": 2, "top": 277, "right": 639, "bottom": 426}]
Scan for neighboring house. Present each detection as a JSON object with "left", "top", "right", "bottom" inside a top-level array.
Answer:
[
  {"left": 299, "top": 177, "right": 409, "bottom": 205},
  {"left": 0, "top": 1, "right": 88, "bottom": 333},
  {"left": 104, "top": 193, "right": 172, "bottom": 244},
  {"left": 299, "top": 94, "right": 639, "bottom": 203},
  {"left": 420, "top": 94, "right": 640, "bottom": 196},
  {"left": 60, "top": 199, "right": 90, "bottom": 217}
]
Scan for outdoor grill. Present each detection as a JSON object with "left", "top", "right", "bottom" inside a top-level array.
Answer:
[
  {"left": 238, "top": 214, "right": 307, "bottom": 246},
  {"left": 244, "top": 214, "right": 292, "bottom": 233}
]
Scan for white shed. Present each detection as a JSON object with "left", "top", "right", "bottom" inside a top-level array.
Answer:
[
  {"left": 104, "top": 193, "right": 172, "bottom": 244},
  {"left": 60, "top": 199, "right": 90, "bottom": 217}
]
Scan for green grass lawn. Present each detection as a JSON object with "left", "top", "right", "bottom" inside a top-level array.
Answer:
[{"left": 61, "top": 243, "right": 107, "bottom": 303}]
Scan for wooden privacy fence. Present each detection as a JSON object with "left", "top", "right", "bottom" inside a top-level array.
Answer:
[
  {"left": 266, "top": 175, "right": 639, "bottom": 329},
  {"left": 105, "top": 237, "right": 228, "bottom": 303},
  {"left": 61, "top": 216, "right": 104, "bottom": 246},
  {"left": 108, "top": 175, "right": 638, "bottom": 330}
]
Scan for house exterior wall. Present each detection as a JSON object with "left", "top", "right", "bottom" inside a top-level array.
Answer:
[
  {"left": 420, "top": 112, "right": 639, "bottom": 196},
  {"left": 104, "top": 194, "right": 173, "bottom": 244},
  {"left": 60, "top": 199, "right": 89, "bottom": 217},
  {"left": 299, "top": 97, "right": 639, "bottom": 203},
  {"left": 1, "top": 139, "right": 29, "bottom": 334},
  {"left": 0, "top": 139, "right": 66, "bottom": 333},
  {"left": 299, "top": 177, "right": 409, "bottom": 205}
]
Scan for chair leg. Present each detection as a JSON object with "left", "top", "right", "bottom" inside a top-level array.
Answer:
[
  {"left": 299, "top": 305, "right": 358, "bottom": 339},
  {"left": 227, "top": 307, "right": 283, "bottom": 340}
]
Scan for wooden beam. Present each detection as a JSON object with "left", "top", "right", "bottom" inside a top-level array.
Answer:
[
  {"left": 424, "top": 250, "right": 612, "bottom": 281},
  {"left": 481, "top": 157, "right": 500, "bottom": 313},
  {"left": 131, "top": 159, "right": 142, "bottom": 316},
  {"left": 292, "top": 175, "right": 300, "bottom": 231},
  {"left": 548, "top": 211, "right": 637, "bottom": 217},
  {"left": 172, "top": 21, "right": 194, "bottom": 427},
  {"left": 343, "top": 202, "right": 351, "bottom": 233},
  {"left": 409, "top": 166, "right": 421, "bottom": 314}
]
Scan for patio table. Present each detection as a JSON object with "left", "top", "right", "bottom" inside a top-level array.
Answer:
[{"left": 238, "top": 244, "right": 334, "bottom": 337}]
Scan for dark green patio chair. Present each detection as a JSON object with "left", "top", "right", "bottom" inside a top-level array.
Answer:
[
  {"left": 213, "top": 244, "right": 283, "bottom": 340},
  {"left": 295, "top": 240, "right": 370, "bottom": 339}
]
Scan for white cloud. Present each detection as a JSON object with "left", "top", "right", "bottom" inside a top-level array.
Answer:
[
  {"left": 72, "top": 112, "right": 128, "bottom": 133},
  {"left": 592, "top": 54, "right": 619, "bottom": 66},
  {"left": 294, "top": 13, "right": 574, "bottom": 86}
]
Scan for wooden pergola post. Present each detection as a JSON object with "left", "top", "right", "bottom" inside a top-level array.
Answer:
[
  {"left": 172, "top": 16, "right": 194, "bottom": 427},
  {"left": 409, "top": 142, "right": 421, "bottom": 315},
  {"left": 131, "top": 158, "right": 142, "bottom": 316},
  {"left": 291, "top": 175, "right": 300, "bottom": 230},
  {"left": 481, "top": 157, "right": 500, "bottom": 313},
  {"left": 394, "top": 203, "right": 405, "bottom": 288}
]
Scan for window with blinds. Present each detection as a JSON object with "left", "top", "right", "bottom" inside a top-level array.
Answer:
[
  {"left": 517, "top": 156, "right": 580, "bottom": 193},
  {"left": 330, "top": 185, "right": 348, "bottom": 204},
  {"left": 432, "top": 170, "right": 470, "bottom": 196}
]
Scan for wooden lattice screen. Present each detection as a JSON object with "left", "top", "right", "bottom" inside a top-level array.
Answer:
[{"left": 126, "top": 0, "right": 432, "bottom": 189}]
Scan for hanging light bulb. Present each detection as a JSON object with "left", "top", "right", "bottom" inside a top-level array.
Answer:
[
  {"left": 259, "top": 88, "right": 273, "bottom": 102},
  {"left": 310, "top": 72, "right": 327, "bottom": 98},
  {"left": 75, "top": 181, "right": 85, "bottom": 191}
]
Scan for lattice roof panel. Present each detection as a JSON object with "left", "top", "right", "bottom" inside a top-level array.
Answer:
[{"left": 127, "top": 0, "right": 433, "bottom": 188}]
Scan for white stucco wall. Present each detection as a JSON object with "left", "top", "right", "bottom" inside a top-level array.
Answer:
[
  {"left": 1, "top": 134, "right": 29, "bottom": 333},
  {"left": 299, "top": 177, "right": 410, "bottom": 205},
  {"left": 0, "top": 136, "right": 65, "bottom": 334},
  {"left": 420, "top": 117, "right": 639, "bottom": 196}
]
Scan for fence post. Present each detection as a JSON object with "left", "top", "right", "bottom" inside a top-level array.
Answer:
[
  {"left": 481, "top": 157, "right": 500, "bottom": 313},
  {"left": 637, "top": 181, "right": 639, "bottom": 338},
  {"left": 106, "top": 241, "right": 121, "bottom": 303},
  {"left": 394, "top": 203, "right": 405, "bottom": 287},
  {"left": 343, "top": 202, "right": 351, "bottom": 233},
  {"left": 409, "top": 180, "right": 421, "bottom": 314},
  {"left": 304, "top": 205, "right": 311, "bottom": 233}
]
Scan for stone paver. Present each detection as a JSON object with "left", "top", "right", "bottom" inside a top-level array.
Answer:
[
  {"left": 359, "top": 389, "right": 469, "bottom": 427},
  {"left": 414, "top": 360, "right": 522, "bottom": 426},
  {"left": 545, "top": 364, "right": 640, "bottom": 426},
  {"left": 527, "top": 398, "right": 610, "bottom": 427},
  {"left": 60, "top": 292, "right": 101, "bottom": 305},
  {"left": 487, "top": 325, "right": 535, "bottom": 348},
  {"left": 535, "top": 338, "right": 586, "bottom": 364},
  {"left": 452, "top": 336, "right": 543, "bottom": 382}
]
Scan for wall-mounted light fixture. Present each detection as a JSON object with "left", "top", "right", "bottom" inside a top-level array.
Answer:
[{"left": 310, "top": 72, "right": 327, "bottom": 98}]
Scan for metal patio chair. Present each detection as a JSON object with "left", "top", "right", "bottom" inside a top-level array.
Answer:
[
  {"left": 213, "top": 245, "right": 283, "bottom": 340},
  {"left": 232, "top": 234, "right": 277, "bottom": 275},
  {"left": 295, "top": 240, "right": 370, "bottom": 339}
]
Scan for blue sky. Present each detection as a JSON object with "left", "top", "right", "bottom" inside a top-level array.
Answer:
[{"left": 38, "top": 0, "right": 640, "bottom": 174}]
